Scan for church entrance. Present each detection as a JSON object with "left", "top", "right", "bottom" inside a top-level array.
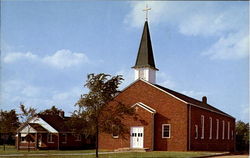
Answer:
[{"left": 130, "top": 127, "right": 144, "bottom": 148}]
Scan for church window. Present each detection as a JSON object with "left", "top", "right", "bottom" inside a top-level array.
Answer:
[
  {"left": 209, "top": 117, "right": 212, "bottom": 139},
  {"left": 216, "top": 119, "right": 219, "bottom": 140},
  {"left": 231, "top": 130, "right": 234, "bottom": 140},
  {"left": 201, "top": 115, "right": 204, "bottom": 139},
  {"left": 47, "top": 133, "right": 53, "bottom": 143},
  {"left": 222, "top": 120, "right": 225, "bottom": 140},
  {"left": 195, "top": 125, "right": 198, "bottom": 139},
  {"left": 162, "top": 124, "right": 170, "bottom": 138},
  {"left": 227, "top": 122, "right": 230, "bottom": 140}
]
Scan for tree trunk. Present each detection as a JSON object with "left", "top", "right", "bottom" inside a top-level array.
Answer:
[{"left": 95, "top": 122, "right": 99, "bottom": 158}]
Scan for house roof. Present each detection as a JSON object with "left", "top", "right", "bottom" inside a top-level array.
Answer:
[
  {"left": 132, "top": 21, "right": 158, "bottom": 70},
  {"left": 153, "top": 84, "right": 234, "bottom": 118},
  {"left": 38, "top": 114, "right": 70, "bottom": 132},
  {"left": 28, "top": 123, "right": 48, "bottom": 132}
]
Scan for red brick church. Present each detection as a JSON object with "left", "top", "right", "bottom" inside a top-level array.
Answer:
[{"left": 99, "top": 20, "right": 235, "bottom": 151}]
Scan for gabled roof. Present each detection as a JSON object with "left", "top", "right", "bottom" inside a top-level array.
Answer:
[
  {"left": 28, "top": 123, "right": 48, "bottom": 132},
  {"left": 153, "top": 84, "right": 234, "bottom": 118},
  {"left": 132, "top": 21, "right": 158, "bottom": 70},
  {"left": 132, "top": 102, "right": 156, "bottom": 114},
  {"left": 120, "top": 79, "right": 234, "bottom": 119},
  {"left": 37, "top": 114, "right": 70, "bottom": 132}
]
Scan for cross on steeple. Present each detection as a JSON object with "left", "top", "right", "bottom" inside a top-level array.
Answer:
[{"left": 143, "top": 4, "right": 151, "bottom": 21}]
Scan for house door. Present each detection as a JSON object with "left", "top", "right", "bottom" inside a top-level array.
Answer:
[{"left": 131, "top": 127, "right": 144, "bottom": 148}]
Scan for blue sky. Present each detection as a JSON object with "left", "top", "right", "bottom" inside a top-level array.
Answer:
[{"left": 1, "top": 1, "right": 249, "bottom": 122}]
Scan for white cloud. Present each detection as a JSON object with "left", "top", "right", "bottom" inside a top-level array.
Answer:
[
  {"left": 125, "top": 2, "right": 249, "bottom": 60},
  {"left": 202, "top": 31, "right": 249, "bottom": 60},
  {"left": 1, "top": 79, "right": 83, "bottom": 114},
  {"left": 3, "top": 49, "right": 89, "bottom": 69},
  {"left": 3, "top": 52, "right": 38, "bottom": 63},
  {"left": 42, "top": 49, "right": 89, "bottom": 69}
]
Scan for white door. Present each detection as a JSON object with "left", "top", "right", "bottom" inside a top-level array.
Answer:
[{"left": 131, "top": 127, "right": 144, "bottom": 148}]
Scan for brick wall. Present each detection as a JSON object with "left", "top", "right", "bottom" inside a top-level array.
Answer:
[
  {"left": 190, "top": 106, "right": 235, "bottom": 151},
  {"left": 99, "top": 80, "right": 188, "bottom": 151}
]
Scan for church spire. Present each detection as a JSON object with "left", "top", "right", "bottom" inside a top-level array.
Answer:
[
  {"left": 132, "top": 21, "right": 158, "bottom": 71},
  {"left": 132, "top": 11, "right": 158, "bottom": 84}
]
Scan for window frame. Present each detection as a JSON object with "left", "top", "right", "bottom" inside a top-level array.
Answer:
[
  {"left": 195, "top": 125, "right": 198, "bottom": 139},
  {"left": 222, "top": 120, "right": 225, "bottom": 140},
  {"left": 201, "top": 115, "right": 204, "bottom": 139},
  {"left": 227, "top": 122, "right": 230, "bottom": 140},
  {"left": 47, "top": 133, "right": 54, "bottom": 143},
  {"left": 216, "top": 119, "right": 219, "bottom": 140},
  {"left": 62, "top": 133, "right": 67, "bottom": 144},
  {"left": 162, "top": 124, "right": 171, "bottom": 139},
  {"left": 75, "top": 134, "right": 81, "bottom": 141},
  {"left": 209, "top": 117, "right": 212, "bottom": 139}
]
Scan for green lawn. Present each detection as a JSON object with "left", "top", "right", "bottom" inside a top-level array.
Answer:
[{"left": 0, "top": 145, "right": 219, "bottom": 158}]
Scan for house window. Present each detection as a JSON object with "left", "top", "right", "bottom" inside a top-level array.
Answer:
[
  {"left": 47, "top": 133, "right": 53, "bottom": 143},
  {"left": 228, "top": 122, "right": 230, "bottom": 140},
  {"left": 62, "top": 133, "right": 67, "bottom": 143},
  {"left": 21, "top": 137, "right": 26, "bottom": 142},
  {"left": 201, "top": 115, "right": 204, "bottom": 139},
  {"left": 209, "top": 117, "right": 212, "bottom": 139},
  {"left": 216, "top": 119, "right": 219, "bottom": 140},
  {"left": 75, "top": 134, "right": 81, "bottom": 141},
  {"left": 222, "top": 120, "right": 225, "bottom": 140},
  {"left": 195, "top": 125, "right": 198, "bottom": 139},
  {"left": 231, "top": 130, "right": 234, "bottom": 140},
  {"left": 162, "top": 124, "right": 170, "bottom": 138}
]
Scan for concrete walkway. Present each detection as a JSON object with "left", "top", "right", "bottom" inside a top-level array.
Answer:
[
  {"left": 0, "top": 151, "right": 120, "bottom": 157},
  {"left": 210, "top": 155, "right": 249, "bottom": 158}
]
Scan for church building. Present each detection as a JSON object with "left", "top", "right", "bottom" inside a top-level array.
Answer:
[{"left": 99, "top": 18, "right": 235, "bottom": 151}]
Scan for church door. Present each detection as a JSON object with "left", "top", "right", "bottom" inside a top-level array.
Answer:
[{"left": 130, "top": 127, "right": 144, "bottom": 148}]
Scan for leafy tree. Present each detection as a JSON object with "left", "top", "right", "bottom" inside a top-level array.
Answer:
[
  {"left": 75, "top": 73, "right": 135, "bottom": 158},
  {"left": 19, "top": 104, "right": 37, "bottom": 151},
  {"left": 236, "top": 120, "right": 249, "bottom": 151},
  {"left": 0, "top": 109, "right": 19, "bottom": 150},
  {"left": 19, "top": 104, "right": 36, "bottom": 123},
  {"left": 39, "top": 106, "right": 64, "bottom": 116}
]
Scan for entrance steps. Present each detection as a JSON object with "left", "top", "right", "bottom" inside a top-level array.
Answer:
[{"left": 114, "top": 147, "right": 149, "bottom": 152}]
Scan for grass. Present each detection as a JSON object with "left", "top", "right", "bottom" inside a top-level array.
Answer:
[{"left": 0, "top": 145, "right": 219, "bottom": 158}]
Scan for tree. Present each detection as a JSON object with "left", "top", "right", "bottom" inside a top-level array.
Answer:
[
  {"left": 236, "top": 120, "right": 249, "bottom": 151},
  {"left": 0, "top": 109, "right": 19, "bottom": 150},
  {"left": 19, "top": 104, "right": 37, "bottom": 152},
  {"left": 39, "top": 106, "right": 64, "bottom": 116},
  {"left": 19, "top": 104, "right": 36, "bottom": 123},
  {"left": 75, "top": 73, "right": 135, "bottom": 158}
]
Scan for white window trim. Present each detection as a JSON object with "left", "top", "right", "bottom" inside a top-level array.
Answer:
[
  {"left": 228, "top": 122, "right": 230, "bottom": 140},
  {"left": 162, "top": 124, "right": 171, "bottom": 138},
  {"left": 201, "top": 115, "right": 204, "bottom": 139},
  {"left": 195, "top": 125, "right": 198, "bottom": 139},
  {"left": 47, "top": 133, "right": 54, "bottom": 143},
  {"left": 216, "top": 119, "right": 219, "bottom": 140},
  {"left": 222, "top": 120, "right": 225, "bottom": 140},
  {"left": 62, "top": 133, "right": 67, "bottom": 144},
  {"left": 209, "top": 117, "right": 212, "bottom": 139}
]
